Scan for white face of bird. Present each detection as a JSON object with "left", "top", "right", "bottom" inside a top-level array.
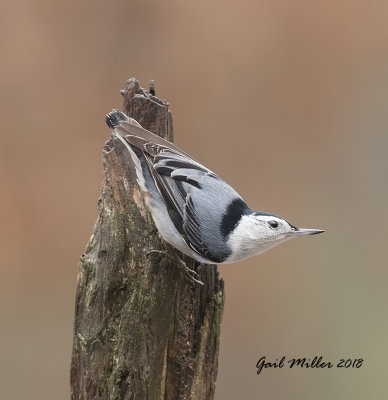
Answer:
[
  {"left": 225, "top": 213, "right": 324, "bottom": 263},
  {"left": 240, "top": 214, "right": 295, "bottom": 244}
]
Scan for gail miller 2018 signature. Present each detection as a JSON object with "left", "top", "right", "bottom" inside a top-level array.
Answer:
[{"left": 256, "top": 356, "right": 364, "bottom": 375}]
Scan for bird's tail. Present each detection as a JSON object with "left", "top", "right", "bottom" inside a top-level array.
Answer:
[
  {"left": 106, "top": 109, "right": 151, "bottom": 196},
  {"left": 105, "top": 109, "right": 129, "bottom": 129},
  {"left": 106, "top": 109, "right": 143, "bottom": 130}
]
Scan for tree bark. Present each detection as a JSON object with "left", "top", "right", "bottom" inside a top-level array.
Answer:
[{"left": 70, "top": 78, "right": 225, "bottom": 400}]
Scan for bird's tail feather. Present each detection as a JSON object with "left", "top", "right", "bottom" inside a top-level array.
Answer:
[
  {"left": 113, "top": 132, "right": 147, "bottom": 193},
  {"left": 106, "top": 109, "right": 129, "bottom": 129}
]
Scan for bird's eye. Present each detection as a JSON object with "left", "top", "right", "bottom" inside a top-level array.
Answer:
[{"left": 268, "top": 220, "right": 279, "bottom": 228}]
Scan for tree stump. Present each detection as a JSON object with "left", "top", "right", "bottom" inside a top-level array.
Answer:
[{"left": 70, "top": 78, "right": 225, "bottom": 400}]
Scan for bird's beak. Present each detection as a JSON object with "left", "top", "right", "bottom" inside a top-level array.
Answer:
[{"left": 291, "top": 227, "right": 325, "bottom": 236}]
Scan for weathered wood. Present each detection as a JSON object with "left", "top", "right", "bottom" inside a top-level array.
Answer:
[{"left": 70, "top": 78, "right": 224, "bottom": 400}]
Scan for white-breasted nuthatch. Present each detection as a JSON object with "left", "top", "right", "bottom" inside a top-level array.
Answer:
[{"left": 106, "top": 109, "right": 324, "bottom": 265}]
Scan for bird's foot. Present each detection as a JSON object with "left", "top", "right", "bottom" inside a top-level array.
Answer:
[{"left": 146, "top": 250, "right": 204, "bottom": 285}]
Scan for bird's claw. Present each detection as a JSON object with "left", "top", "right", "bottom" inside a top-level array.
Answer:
[{"left": 146, "top": 249, "right": 204, "bottom": 285}]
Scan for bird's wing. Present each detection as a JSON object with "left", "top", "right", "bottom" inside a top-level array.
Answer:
[
  {"left": 152, "top": 147, "right": 226, "bottom": 261},
  {"left": 129, "top": 136, "right": 222, "bottom": 260},
  {"left": 114, "top": 121, "right": 228, "bottom": 262}
]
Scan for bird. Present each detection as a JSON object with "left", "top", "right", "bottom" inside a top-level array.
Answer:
[{"left": 106, "top": 109, "right": 324, "bottom": 269}]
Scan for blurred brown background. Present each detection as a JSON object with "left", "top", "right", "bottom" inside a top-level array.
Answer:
[{"left": 0, "top": 1, "right": 386, "bottom": 399}]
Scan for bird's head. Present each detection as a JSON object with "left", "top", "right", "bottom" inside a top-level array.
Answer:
[
  {"left": 225, "top": 211, "right": 324, "bottom": 263},
  {"left": 252, "top": 212, "right": 324, "bottom": 240}
]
